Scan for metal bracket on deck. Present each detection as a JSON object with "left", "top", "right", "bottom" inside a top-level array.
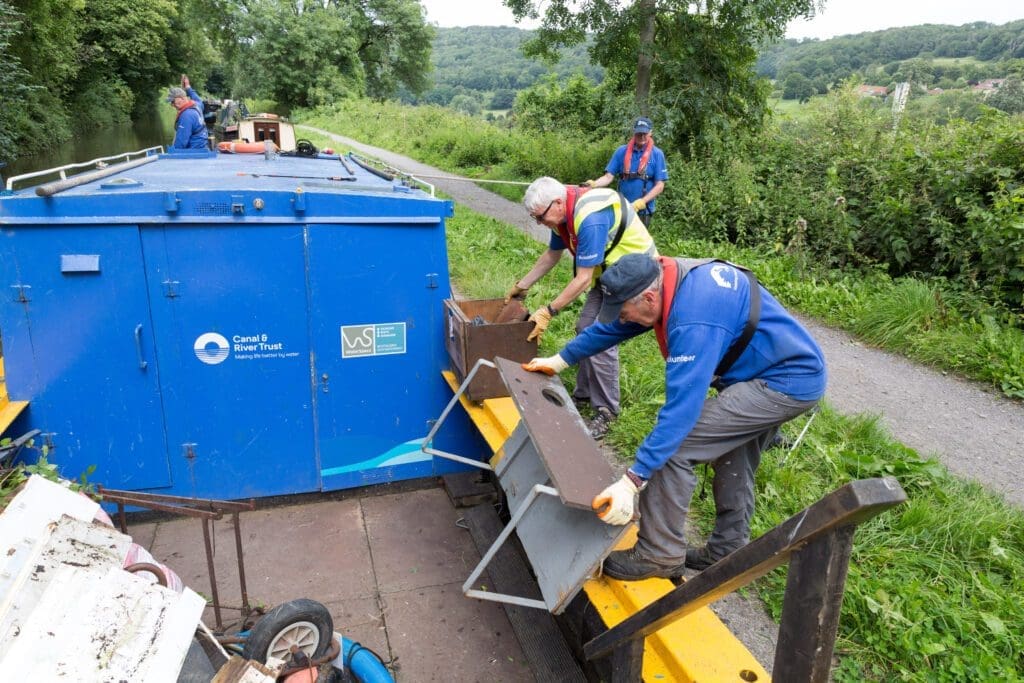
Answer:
[
  {"left": 462, "top": 482, "right": 559, "bottom": 610},
  {"left": 421, "top": 358, "right": 497, "bottom": 471},
  {"left": 425, "top": 356, "right": 629, "bottom": 614}
]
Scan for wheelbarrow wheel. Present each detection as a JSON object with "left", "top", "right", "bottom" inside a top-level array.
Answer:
[{"left": 242, "top": 598, "right": 334, "bottom": 664}]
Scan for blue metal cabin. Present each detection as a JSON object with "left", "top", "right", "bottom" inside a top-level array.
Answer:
[{"left": 0, "top": 148, "right": 485, "bottom": 499}]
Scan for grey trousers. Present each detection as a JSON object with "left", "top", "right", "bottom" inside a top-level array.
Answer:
[
  {"left": 636, "top": 379, "right": 819, "bottom": 564},
  {"left": 572, "top": 287, "right": 620, "bottom": 415}
]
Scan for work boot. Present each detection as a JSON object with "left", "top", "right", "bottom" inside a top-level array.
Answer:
[
  {"left": 684, "top": 546, "right": 722, "bottom": 571},
  {"left": 589, "top": 406, "right": 615, "bottom": 439},
  {"left": 571, "top": 395, "right": 590, "bottom": 411},
  {"left": 602, "top": 547, "right": 685, "bottom": 581},
  {"left": 766, "top": 432, "right": 794, "bottom": 451}
]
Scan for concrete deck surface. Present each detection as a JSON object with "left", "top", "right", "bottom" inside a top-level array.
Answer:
[{"left": 128, "top": 482, "right": 535, "bottom": 682}]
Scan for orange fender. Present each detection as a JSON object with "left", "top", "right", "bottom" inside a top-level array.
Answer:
[{"left": 217, "top": 141, "right": 279, "bottom": 154}]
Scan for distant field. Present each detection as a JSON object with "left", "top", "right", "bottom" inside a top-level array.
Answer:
[
  {"left": 932, "top": 56, "right": 983, "bottom": 67},
  {"left": 768, "top": 97, "right": 819, "bottom": 120}
]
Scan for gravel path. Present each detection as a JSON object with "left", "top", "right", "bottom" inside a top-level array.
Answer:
[{"left": 300, "top": 124, "right": 1024, "bottom": 667}]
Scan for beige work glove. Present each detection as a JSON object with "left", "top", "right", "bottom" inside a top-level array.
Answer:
[
  {"left": 632, "top": 198, "right": 647, "bottom": 212},
  {"left": 504, "top": 282, "right": 528, "bottom": 303},
  {"left": 521, "top": 354, "right": 569, "bottom": 376},
  {"left": 582, "top": 179, "right": 598, "bottom": 188},
  {"left": 527, "top": 306, "right": 553, "bottom": 342},
  {"left": 592, "top": 474, "right": 640, "bottom": 525}
]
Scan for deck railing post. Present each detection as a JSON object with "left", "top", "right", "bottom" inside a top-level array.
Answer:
[
  {"left": 773, "top": 524, "right": 856, "bottom": 682},
  {"left": 610, "top": 637, "right": 644, "bottom": 682}
]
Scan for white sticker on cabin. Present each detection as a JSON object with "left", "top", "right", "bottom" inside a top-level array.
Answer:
[{"left": 341, "top": 323, "right": 407, "bottom": 358}]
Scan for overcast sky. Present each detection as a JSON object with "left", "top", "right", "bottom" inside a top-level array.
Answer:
[{"left": 419, "top": 0, "right": 1022, "bottom": 40}]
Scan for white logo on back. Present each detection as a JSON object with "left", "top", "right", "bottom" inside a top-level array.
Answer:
[{"left": 710, "top": 265, "right": 737, "bottom": 289}]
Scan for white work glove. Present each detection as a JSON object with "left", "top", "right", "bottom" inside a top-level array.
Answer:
[
  {"left": 632, "top": 198, "right": 647, "bottom": 212},
  {"left": 521, "top": 354, "right": 568, "bottom": 376},
  {"left": 504, "top": 282, "right": 528, "bottom": 303},
  {"left": 592, "top": 474, "right": 640, "bottom": 525},
  {"left": 582, "top": 179, "right": 597, "bottom": 188},
  {"left": 526, "top": 306, "right": 554, "bottom": 342}
]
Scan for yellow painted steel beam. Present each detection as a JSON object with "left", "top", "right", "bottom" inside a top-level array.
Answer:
[
  {"left": 584, "top": 528, "right": 770, "bottom": 682},
  {"left": 0, "top": 357, "right": 28, "bottom": 436}
]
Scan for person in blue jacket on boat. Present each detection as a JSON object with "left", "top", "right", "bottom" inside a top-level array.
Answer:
[
  {"left": 166, "top": 79, "right": 208, "bottom": 150},
  {"left": 523, "top": 253, "right": 827, "bottom": 581},
  {"left": 180, "top": 74, "right": 205, "bottom": 119}
]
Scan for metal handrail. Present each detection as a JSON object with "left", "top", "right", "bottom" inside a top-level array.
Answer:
[
  {"left": 586, "top": 476, "right": 908, "bottom": 682},
  {"left": 5, "top": 146, "right": 164, "bottom": 191},
  {"left": 347, "top": 152, "right": 437, "bottom": 197}
]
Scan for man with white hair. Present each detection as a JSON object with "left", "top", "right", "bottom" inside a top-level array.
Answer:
[{"left": 507, "top": 176, "right": 657, "bottom": 437}]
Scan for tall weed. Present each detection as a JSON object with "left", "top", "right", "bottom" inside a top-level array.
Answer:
[{"left": 853, "top": 278, "right": 944, "bottom": 347}]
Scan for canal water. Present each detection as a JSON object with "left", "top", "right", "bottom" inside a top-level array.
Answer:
[{"left": 2, "top": 109, "right": 172, "bottom": 187}]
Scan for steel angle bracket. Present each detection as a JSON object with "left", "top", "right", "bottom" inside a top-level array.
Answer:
[
  {"left": 462, "top": 482, "right": 560, "bottom": 611},
  {"left": 458, "top": 359, "right": 629, "bottom": 614},
  {"left": 421, "top": 358, "right": 497, "bottom": 471}
]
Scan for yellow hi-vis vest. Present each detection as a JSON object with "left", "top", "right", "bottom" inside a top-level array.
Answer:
[{"left": 572, "top": 189, "right": 657, "bottom": 282}]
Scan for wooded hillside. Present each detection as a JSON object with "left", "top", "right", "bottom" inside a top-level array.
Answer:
[
  {"left": 758, "top": 20, "right": 1024, "bottom": 90},
  {"left": 412, "top": 26, "right": 601, "bottom": 111}
]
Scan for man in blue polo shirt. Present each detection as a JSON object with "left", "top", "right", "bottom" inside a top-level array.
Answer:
[
  {"left": 506, "top": 177, "right": 658, "bottom": 438},
  {"left": 584, "top": 117, "right": 669, "bottom": 227},
  {"left": 524, "top": 253, "right": 826, "bottom": 580}
]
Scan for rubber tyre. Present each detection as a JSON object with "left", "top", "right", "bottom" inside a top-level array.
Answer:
[{"left": 242, "top": 598, "right": 334, "bottom": 664}]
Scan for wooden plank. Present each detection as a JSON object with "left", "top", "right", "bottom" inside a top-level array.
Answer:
[
  {"left": 442, "top": 471, "right": 498, "bottom": 508},
  {"left": 462, "top": 503, "right": 587, "bottom": 683},
  {"left": 584, "top": 477, "right": 906, "bottom": 661},
  {"left": 494, "top": 357, "right": 616, "bottom": 509}
]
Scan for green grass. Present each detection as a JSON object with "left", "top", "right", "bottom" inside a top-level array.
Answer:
[
  {"left": 768, "top": 96, "right": 820, "bottom": 121},
  {"left": 444, "top": 203, "right": 1024, "bottom": 681}
]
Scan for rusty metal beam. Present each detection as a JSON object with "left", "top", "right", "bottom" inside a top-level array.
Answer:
[{"left": 99, "top": 486, "right": 255, "bottom": 513}]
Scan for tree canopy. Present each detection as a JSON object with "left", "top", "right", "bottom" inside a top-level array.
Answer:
[
  {"left": 0, "top": 0, "right": 436, "bottom": 160},
  {"left": 758, "top": 20, "right": 1024, "bottom": 90},
  {"left": 504, "top": 0, "right": 820, "bottom": 148}
]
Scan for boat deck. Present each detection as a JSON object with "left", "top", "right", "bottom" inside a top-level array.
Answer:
[{"left": 128, "top": 482, "right": 533, "bottom": 681}]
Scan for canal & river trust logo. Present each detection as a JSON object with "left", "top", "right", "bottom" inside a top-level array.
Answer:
[{"left": 194, "top": 332, "right": 230, "bottom": 365}]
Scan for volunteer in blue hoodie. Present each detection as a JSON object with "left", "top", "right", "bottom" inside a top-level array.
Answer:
[
  {"left": 166, "top": 85, "right": 208, "bottom": 150},
  {"left": 523, "top": 253, "right": 827, "bottom": 580}
]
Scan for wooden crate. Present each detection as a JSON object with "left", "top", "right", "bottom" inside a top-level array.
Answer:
[{"left": 444, "top": 298, "right": 537, "bottom": 401}]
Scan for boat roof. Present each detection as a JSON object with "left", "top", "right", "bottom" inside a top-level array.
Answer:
[{"left": 0, "top": 149, "right": 451, "bottom": 225}]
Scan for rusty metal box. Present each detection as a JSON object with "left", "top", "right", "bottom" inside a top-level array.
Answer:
[{"left": 444, "top": 298, "right": 537, "bottom": 401}]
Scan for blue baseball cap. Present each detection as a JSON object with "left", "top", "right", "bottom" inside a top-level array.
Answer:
[
  {"left": 597, "top": 254, "right": 660, "bottom": 323},
  {"left": 633, "top": 117, "right": 653, "bottom": 134}
]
